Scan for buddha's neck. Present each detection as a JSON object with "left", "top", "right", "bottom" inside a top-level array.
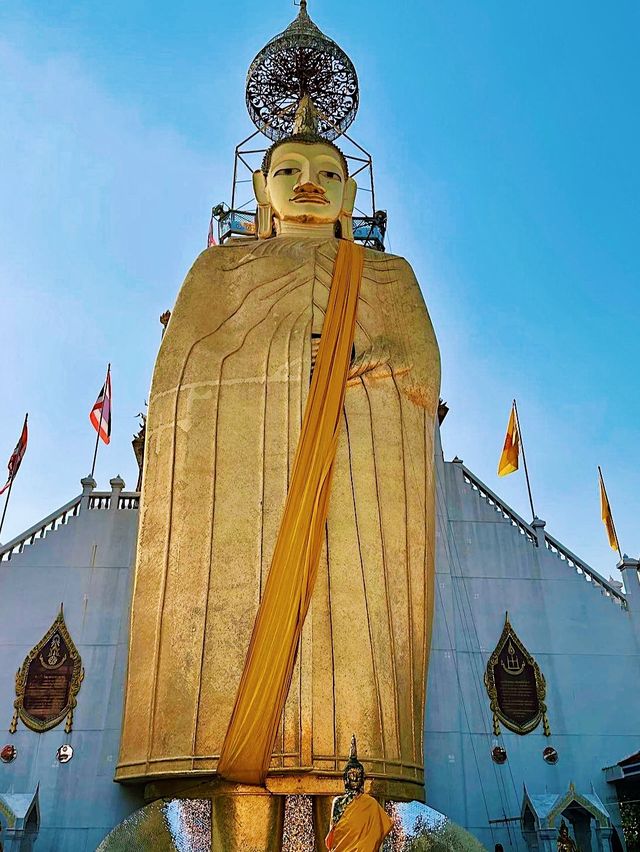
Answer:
[{"left": 276, "top": 221, "right": 335, "bottom": 239}]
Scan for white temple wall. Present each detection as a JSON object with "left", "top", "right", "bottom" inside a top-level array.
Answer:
[
  {"left": 0, "top": 434, "right": 638, "bottom": 849},
  {"left": 0, "top": 491, "right": 144, "bottom": 851},
  {"left": 426, "top": 445, "right": 638, "bottom": 851}
]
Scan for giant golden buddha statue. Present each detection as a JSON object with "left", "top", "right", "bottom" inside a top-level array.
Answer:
[{"left": 116, "top": 4, "right": 440, "bottom": 848}]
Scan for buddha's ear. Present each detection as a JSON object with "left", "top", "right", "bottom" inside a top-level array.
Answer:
[
  {"left": 338, "top": 177, "right": 357, "bottom": 242},
  {"left": 343, "top": 177, "right": 357, "bottom": 215},
  {"left": 253, "top": 169, "right": 273, "bottom": 239},
  {"left": 252, "top": 169, "right": 268, "bottom": 205}
]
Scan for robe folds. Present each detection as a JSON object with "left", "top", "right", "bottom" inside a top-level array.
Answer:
[
  {"left": 326, "top": 794, "right": 393, "bottom": 852},
  {"left": 116, "top": 236, "right": 441, "bottom": 802},
  {"left": 217, "top": 241, "right": 365, "bottom": 785}
]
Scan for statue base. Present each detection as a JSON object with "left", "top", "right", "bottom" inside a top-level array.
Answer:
[{"left": 96, "top": 789, "right": 333, "bottom": 851}]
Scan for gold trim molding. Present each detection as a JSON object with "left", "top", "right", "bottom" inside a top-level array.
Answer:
[
  {"left": 484, "top": 612, "right": 550, "bottom": 736},
  {"left": 10, "top": 604, "right": 84, "bottom": 734},
  {"left": 547, "top": 782, "right": 610, "bottom": 829}
]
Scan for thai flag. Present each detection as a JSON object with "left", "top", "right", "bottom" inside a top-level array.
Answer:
[
  {"left": 90, "top": 367, "right": 112, "bottom": 445},
  {"left": 0, "top": 415, "right": 28, "bottom": 496}
]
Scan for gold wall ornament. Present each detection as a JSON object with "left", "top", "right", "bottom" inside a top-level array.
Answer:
[
  {"left": 484, "top": 612, "right": 550, "bottom": 736},
  {"left": 10, "top": 604, "right": 84, "bottom": 734}
]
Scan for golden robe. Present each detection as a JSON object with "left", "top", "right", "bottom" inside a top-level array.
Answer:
[{"left": 116, "top": 237, "right": 440, "bottom": 802}]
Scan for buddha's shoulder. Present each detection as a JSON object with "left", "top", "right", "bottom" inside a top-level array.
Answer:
[
  {"left": 185, "top": 240, "right": 418, "bottom": 279},
  {"left": 362, "top": 246, "right": 415, "bottom": 274},
  {"left": 186, "top": 241, "right": 265, "bottom": 273},
  {"left": 185, "top": 239, "right": 323, "bottom": 278}
]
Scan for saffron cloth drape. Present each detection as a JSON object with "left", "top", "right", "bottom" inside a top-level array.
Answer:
[
  {"left": 326, "top": 795, "right": 394, "bottom": 851},
  {"left": 217, "top": 240, "right": 364, "bottom": 785}
]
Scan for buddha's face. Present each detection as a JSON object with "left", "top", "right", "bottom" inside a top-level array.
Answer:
[
  {"left": 345, "top": 766, "right": 364, "bottom": 792},
  {"left": 265, "top": 141, "right": 346, "bottom": 225}
]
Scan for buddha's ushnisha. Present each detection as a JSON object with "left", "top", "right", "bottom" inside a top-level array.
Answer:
[{"left": 117, "top": 5, "right": 440, "bottom": 849}]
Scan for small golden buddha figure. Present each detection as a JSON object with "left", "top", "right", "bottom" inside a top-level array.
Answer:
[
  {"left": 557, "top": 819, "right": 579, "bottom": 852},
  {"left": 325, "top": 736, "right": 393, "bottom": 852}
]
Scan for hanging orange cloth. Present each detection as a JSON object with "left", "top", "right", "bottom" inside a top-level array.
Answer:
[
  {"left": 217, "top": 240, "right": 365, "bottom": 785},
  {"left": 325, "top": 795, "right": 394, "bottom": 852}
]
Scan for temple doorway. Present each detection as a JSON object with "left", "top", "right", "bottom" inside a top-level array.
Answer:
[{"left": 521, "top": 783, "right": 614, "bottom": 852}]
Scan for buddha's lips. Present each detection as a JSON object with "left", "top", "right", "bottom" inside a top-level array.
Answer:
[{"left": 291, "top": 194, "right": 329, "bottom": 205}]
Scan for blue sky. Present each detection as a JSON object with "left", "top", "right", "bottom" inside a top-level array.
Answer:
[{"left": 0, "top": 1, "right": 638, "bottom": 583}]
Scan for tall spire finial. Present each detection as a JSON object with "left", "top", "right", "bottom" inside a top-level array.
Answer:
[
  {"left": 349, "top": 733, "right": 358, "bottom": 760},
  {"left": 292, "top": 94, "right": 320, "bottom": 136},
  {"left": 342, "top": 734, "right": 365, "bottom": 792}
]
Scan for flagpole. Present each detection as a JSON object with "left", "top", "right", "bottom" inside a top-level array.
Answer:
[
  {"left": 512, "top": 399, "right": 536, "bottom": 520},
  {"left": 0, "top": 478, "right": 14, "bottom": 541},
  {"left": 0, "top": 412, "right": 28, "bottom": 541},
  {"left": 598, "top": 465, "right": 623, "bottom": 562},
  {"left": 90, "top": 364, "right": 110, "bottom": 479}
]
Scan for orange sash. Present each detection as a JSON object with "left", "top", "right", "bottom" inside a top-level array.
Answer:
[
  {"left": 326, "top": 794, "right": 393, "bottom": 852},
  {"left": 217, "top": 240, "right": 364, "bottom": 785}
]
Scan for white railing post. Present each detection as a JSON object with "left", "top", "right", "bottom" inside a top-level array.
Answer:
[
  {"left": 531, "top": 516, "right": 546, "bottom": 548},
  {"left": 80, "top": 476, "right": 96, "bottom": 512},
  {"left": 109, "top": 476, "right": 125, "bottom": 512},
  {"left": 619, "top": 556, "right": 640, "bottom": 612}
]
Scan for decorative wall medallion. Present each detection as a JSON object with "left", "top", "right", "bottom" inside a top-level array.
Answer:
[
  {"left": 484, "top": 612, "right": 550, "bottom": 736},
  {"left": 56, "top": 744, "right": 73, "bottom": 763},
  {"left": 543, "top": 746, "right": 559, "bottom": 764},
  {"left": 491, "top": 745, "right": 507, "bottom": 764},
  {"left": 10, "top": 605, "right": 83, "bottom": 734},
  {"left": 0, "top": 744, "right": 16, "bottom": 763}
]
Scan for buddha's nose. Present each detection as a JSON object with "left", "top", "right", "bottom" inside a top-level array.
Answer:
[{"left": 293, "top": 180, "right": 325, "bottom": 196}]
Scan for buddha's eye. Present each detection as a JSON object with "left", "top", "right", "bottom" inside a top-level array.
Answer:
[
  {"left": 273, "top": 167, "right": 300, "bottom": 177},
  {"left": 320, "top": 170, "right": 342, "bottom": 181}
]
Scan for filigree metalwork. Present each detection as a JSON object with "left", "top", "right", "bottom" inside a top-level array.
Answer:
[
  {"left": 484, "top": 612, "right": 550, "bottom": 736},
  {"left": 246, "top": 3, "right": 358, "bottom": 141},
  {"left": 10, "top": 604, "right": 84, "bottom": 734}
]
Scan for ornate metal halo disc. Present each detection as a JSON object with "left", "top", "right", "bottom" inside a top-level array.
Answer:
[{"left": 246, "top": 7, "right": 359, "bottom": 141}]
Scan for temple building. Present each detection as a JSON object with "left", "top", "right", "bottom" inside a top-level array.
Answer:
[
  {"left": 0, "top": 431, "right": 638, "bottom": 850},
  {"left": 1, "top": 3, "right": 638, "bottom": 852}
]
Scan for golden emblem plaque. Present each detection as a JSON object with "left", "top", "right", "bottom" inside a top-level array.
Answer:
[
  {"left": 484, "top": 612, "right": 550, "bottom": 736},
  {"left": 10, "top": 604, "right": 84, "bottom": 734}
]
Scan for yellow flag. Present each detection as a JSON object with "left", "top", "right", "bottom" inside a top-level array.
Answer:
[
  {"left": 598, "top": 467, "right": 620, "bottom": 553},
  {"left": 498, "top": 403, "right": 520, "bottom": 477}
]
